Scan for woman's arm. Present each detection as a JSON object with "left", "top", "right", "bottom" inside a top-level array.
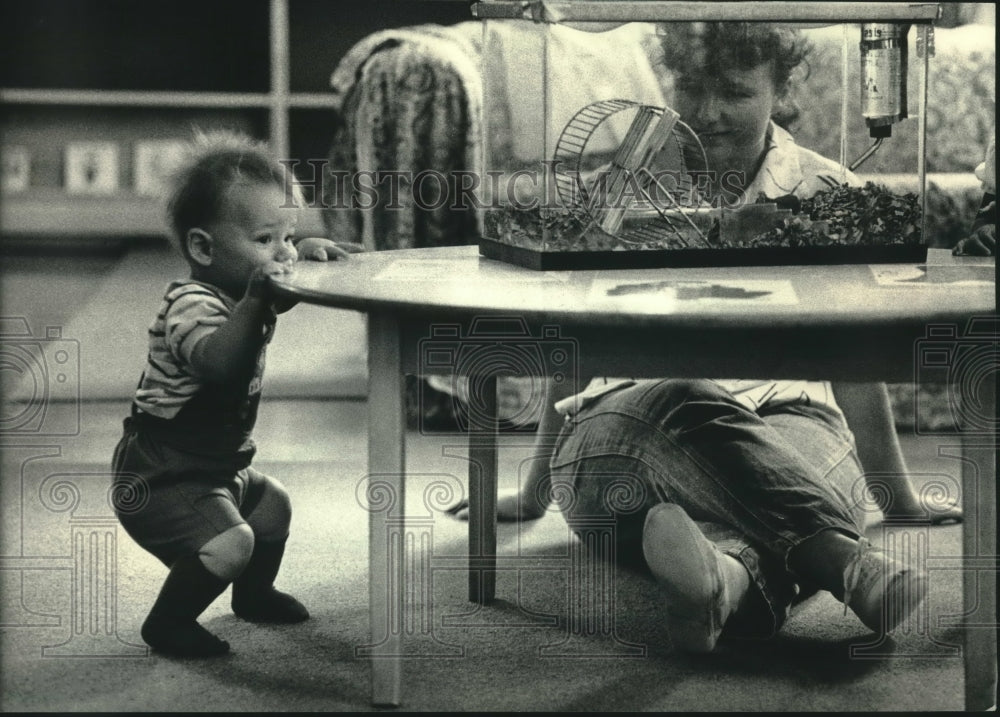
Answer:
[
  {"left": 831, "top": 381, "right": 961, "bottom": 522},
  {"left": 447, "top": 376, "right": 579, "bottom": 522},
  {"left": 510, "top": 378, "right": 570, "bottom": 518}
]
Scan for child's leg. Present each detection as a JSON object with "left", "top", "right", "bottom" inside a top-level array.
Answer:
[
  {"left": 231, "top": 468, "right": 309, "bottom": 623},
  {"left": 142, "top": 525, "right": 253, "bottom": 657},
  {"left": 116, "top": 476, "right": 256, "bottom": 657}
]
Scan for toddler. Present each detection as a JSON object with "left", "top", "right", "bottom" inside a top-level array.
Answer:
[{"left": 112, "top": 131, "right": 349, "bottom": 657}]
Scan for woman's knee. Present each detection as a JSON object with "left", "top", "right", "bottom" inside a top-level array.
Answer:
[
  {"left": 198, "top": 524, "right": 255, "bottom": 580},
  {"left": 551, "top": 455, "right": 657, "bottom": 526}
]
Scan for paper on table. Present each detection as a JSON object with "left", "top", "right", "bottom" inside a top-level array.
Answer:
[
  {"left": 870, "top": 264, "right": 995, "bottom": 286},
  {"left": 587, "top": 278, "right": 799, "bottom": 312}
]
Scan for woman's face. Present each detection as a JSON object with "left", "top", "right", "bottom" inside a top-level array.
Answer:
[{"left": 674, "top": 61, "right": 779, "bottom": 186}]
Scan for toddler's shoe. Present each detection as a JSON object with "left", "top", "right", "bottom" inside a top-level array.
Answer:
[
  {"left": 842, "top": 537, "right": 928, "bottom": 633},
  {"left": 233, "top": 588, "right": 310, "bottom": 623},
  {"left": 141, "top": 614, "right": 230, "bottom": 657},
  {"left": 231, "top": 538, "right": 310, "bottom": 623},
  {"left": 140, "top": 553, "right": 231, "bottom": 658},
  {"left": 642, "top": 502, "right": 746, "bottom": 653}
]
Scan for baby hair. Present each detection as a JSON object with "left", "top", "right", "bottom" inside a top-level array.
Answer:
[{"left": 165, "top": 130, "right": 304, "bottom": 259}]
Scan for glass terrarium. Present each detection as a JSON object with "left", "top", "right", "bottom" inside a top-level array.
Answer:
[{"left": 473, "top": 1, "right": 941, "bottom": 269}]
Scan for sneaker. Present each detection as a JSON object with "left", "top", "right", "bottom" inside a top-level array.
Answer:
[
  {"left": 842, "top": 537, "right": 928, "bottom": 633},
  {"left": 642, "top": 503, "right": 745, "bottom": 653}
]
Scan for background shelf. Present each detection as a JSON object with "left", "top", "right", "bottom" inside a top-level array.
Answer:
[
  {"left": 0, "top": 189, "right": 326, "bottom": 241},
  {"left": 0, "top": 88, "right": 274, "bottom": 108},
  {"left": 0, "top": 0, "right": 471, "bottom": 242}
]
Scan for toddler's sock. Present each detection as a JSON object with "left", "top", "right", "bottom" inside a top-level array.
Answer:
[
  {"left": 141, "top": 554, "right": 231, "bottom": 657},
  {"left": 232, "top": 538, "right": 309, "bottom": 623}
]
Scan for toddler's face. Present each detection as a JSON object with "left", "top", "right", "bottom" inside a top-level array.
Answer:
[{"left": 205, "top": 181, "right": 298, "bottom": 297}]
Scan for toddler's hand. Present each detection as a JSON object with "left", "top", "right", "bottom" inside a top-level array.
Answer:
[
  {"left": 245, "top": 267, "right": 272, "bottom": 300},
  {"left": 245, "top": 268, "right": 297, "bottom": 313},
  {"left": 296, "top": 237, "right": 365, "bottom": 262}
]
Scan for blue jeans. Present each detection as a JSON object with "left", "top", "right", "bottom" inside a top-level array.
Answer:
[{"left": 548, "top": 378, "right": 868, "bottom": 638}]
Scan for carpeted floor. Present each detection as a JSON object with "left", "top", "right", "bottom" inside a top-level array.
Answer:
[{"left": 0, "top": 399, "right": 969, "bottom": 712}]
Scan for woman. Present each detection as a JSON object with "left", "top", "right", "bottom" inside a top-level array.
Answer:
[
  {"left": 450, "top": 22, "right": 960, "bottom": 652},
  {"left": 953, "top": 132, "right": 996, "bottom": 256}
]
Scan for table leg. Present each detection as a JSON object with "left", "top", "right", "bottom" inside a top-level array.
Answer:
[
  {"left": 961, "top": 370, "right": 997, "bottom": 711},
  {"left": 467, "top": 373, "right": 499, "bottom": 604},
  {"left": 367, "top": 312, "right": 405, "bottom": 707}
]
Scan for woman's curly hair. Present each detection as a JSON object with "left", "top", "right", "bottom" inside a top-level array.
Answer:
[{"left": 658, "top": 22, "right": 813, "bottom": 128}]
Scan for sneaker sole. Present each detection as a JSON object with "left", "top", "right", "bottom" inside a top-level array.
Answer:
[{"left": 642, "top": 503, "right": 726, "bottom": 653}]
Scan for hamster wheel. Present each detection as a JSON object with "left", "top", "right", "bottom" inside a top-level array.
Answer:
[{"left": 552, "top": 99, "right": 711, "bottom": 247}]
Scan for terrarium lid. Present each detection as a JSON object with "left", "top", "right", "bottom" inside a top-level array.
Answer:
[{"left": 471, "top": 2, "right": 941, "bottom": 24}]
